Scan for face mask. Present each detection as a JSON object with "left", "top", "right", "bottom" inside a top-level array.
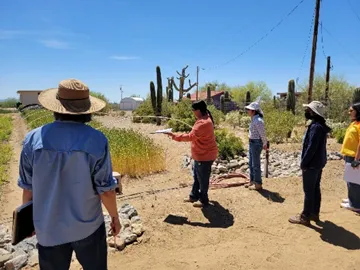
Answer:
[{"left": 305, "top": 111, "right": 312, "bottom": 120}]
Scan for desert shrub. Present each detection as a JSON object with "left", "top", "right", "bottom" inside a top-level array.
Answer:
[
  {"left": 118, "top": 110, "right": 126, "bottom": 117},
  {"left": 239, "top": 115, "right": 251, "bottom": 129},
  {"left": 0, "top": 98, "right": 19, "bottom": 108},
  {"left": 0, "top": 115, "right": 12, "bottom": 184},
  {"left": 167, "top": 99, "right": 195, "bottom": 132},
  {"left": 215, "top": 128, "right": 244, "bottom": 160},
  {"left": 132, "top": 97, "right": 156, "bottom": 123},
  {"left": 332, "top": 128, "right": 347, "bottom": 144},
  {"left": 90, "top": 92, "right": 111, "bottom": 113},
  {"left": 21, "top": 109, "right": 166, "bottom": 177},
  {"left": 225, "top": 111, "right": 241, "bottom": 128},
  {"left": 0, "top": 109, "right": 14, "bottom": 114},
  {"left": 264, "top": 110, "right": 297, "bottom": 144}
]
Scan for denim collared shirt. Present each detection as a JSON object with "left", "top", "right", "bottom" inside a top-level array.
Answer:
[{"left": 18, "top": 121, "right": 117, "bottom": 247}]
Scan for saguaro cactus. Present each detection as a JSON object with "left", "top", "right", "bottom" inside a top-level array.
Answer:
[
  {"left": 286, "top": 79, "right": 296, "bottom": 115},
  {"left": 220, "top": 95, "right": 225, "bottom": 113},
  {"left": 150, "top": 66, "right": 163, "bottom": 125},
  {"left": 246, "top": 91, "right": 251, "bottom": 106},
  {"left": 172, "top": 65, "right": 197, "bottom": 100},
  {"left": 206, "top": 86, "right": 212, "bottom": 104},
  {"left": 353, "top": 87, "right": 360, "bottom": 104},
  {"left": 186, "top": 93, "right": 191, "bottom": 99},
  {"left": 166, "top": 77, "right": 174, "bottom": 102}
]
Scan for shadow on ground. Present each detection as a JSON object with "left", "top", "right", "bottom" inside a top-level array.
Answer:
[
  {"left": 164, "top": 201, "right": 234, "bottom": 228},
  {"left": 257, "top": 188, "right": 285, "bottom": 203},
  {"left": 310, "top": 220, "right": 360, "bottom": 250}
]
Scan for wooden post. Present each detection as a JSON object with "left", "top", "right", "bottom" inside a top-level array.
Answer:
[
  {"left": 324, "top": 56, "right": 331, "bottom": 106},
  {"left": 308, "top": 0, "right": 321, "bottom": 103},
  {"left": 196, "top": 66, "right": 199, "bottom": 101}
]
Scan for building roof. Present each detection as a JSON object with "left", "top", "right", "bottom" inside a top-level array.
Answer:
[
  {"left": 190, "top": 91, "right": 224, "bottom": 101},
  {"left": 121, "top": 97, "right": 144, "bottom": 102},
  {"left": 17, "top": 90, "right": 43, "bottom": 94},
  {"left": 276, "top": 92, "right": 302, "bottom": 97}
]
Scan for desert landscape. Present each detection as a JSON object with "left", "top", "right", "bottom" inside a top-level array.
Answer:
[{"left": 0, "top": 109, "right": 359, "bottom": 270}]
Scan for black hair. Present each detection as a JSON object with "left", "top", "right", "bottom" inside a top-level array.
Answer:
[
  {"left": 255, "top": 110, "right": 263, "bottom": 118},
  {"left": 351, "top": 102, "right": 360, "bottom": 121},
  {"left": 192, "top": 100, "right": 214, "bottom": 125},
  {"left": 54, "top": 112, "right": 92, "bottom": 123}
]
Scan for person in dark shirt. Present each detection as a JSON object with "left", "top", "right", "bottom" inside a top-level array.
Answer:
[{"left": 289, "top": 101, "right": 331, "bottom": 226}]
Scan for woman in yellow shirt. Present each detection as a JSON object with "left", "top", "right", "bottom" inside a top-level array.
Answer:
[{"left": 340, "top": 102, "right": 360, "bottom": 212}]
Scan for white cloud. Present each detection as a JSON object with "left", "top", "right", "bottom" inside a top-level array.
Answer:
[
  {"left": 39, "top": 39, "right": 69, "bottom": 49},
  {"left": 110, "top": 55, "right": 140, "bottom": 60}
]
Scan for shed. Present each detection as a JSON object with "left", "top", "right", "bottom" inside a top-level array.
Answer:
[
  {"left": 17, "top": 90, "right": 43, "bottom": 106},
  {"left": 119, "top": 97, "right": 144, "bottom": 111}
]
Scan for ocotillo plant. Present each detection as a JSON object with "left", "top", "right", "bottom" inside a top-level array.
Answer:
[
  {"left": 150, "top": 66, "right": 163, "bottom": 125},
  {"left": 286, "top": 79, "right": 296, "bottom": 115},
  {"left": 172, "top": 65, "right": 197, "bottom": 100},
  {"left": 353, "top": 87, "right": 360, "bottom": 104},
  {"left": 246, "top": 91, "right": 251, "bottom": 106},
  {"left": 206, "top": 86, "right": 212, "bottom": 104},
  {"left": 220, "top": 94, "right": 225, "bottom": 113}
]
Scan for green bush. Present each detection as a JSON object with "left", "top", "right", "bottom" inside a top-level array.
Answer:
[
  {"left": 225, "top": 111, "right": 241, "bottom": 128},
  {"left": 215, "top": 128, "right": 244, "bottom": 160},
  {"left": 332, "top": 127, "right": 347, "bottom": 144},
  {"left": 132, "top": 97, "right": 156, "bottom": 123},
  {"left": 264, "top": 109, "right": 297, "bottom": 143},
  {"left": 167, "top": 99, "right": 195, "bottom": 132},
  {"left": 207, "top": 104, "right": 225, "bottom": 126},
  {"left": 0, "top": 98, "right": 19, "bottom": 108},
  {"left": 90, "top": 92, "right": 111, "bottom": 113},
  {"left": 239, "top": 115, "right": 251, "bottom": 129}
]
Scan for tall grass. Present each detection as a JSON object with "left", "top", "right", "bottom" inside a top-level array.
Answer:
[
  {"left": 0, "top": 115, "right": 13, "bottom": 184},
  {"left": 21, "top": 109, "right": 165, "bottom": 177}
]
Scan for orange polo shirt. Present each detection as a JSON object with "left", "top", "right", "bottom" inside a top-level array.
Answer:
[{"left": 172, "top": 116, "right": 218, "bottom": 161}]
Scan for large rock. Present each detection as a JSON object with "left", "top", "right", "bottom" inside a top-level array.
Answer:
[
  {"left": 4, "top": 254, "right": 27, "bottom": 270},
  {"left": 27, "top": 250, "right": 39, "bottom": 267},
  {"left": 0, "top": 254, "right": 12, "bottom": 267},
  {"left": 107, "top": 236, "right": 126, "bottom": 251},
  {"left": 131, "top": 224, "right": 144, "bottom": 237},
  {"left": 120, "top": 229, "right": 137, "bottom": 244}
]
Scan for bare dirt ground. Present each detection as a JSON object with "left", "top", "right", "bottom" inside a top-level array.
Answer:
[
  {"left": 1, "top": 113, "right": 359, "bottom": 270},
  {"left": 0, "top": 113, "right": 28, "bottom": 223}
]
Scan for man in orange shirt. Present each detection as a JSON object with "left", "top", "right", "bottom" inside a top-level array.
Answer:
[{"left": 166, "top": 100, "right": 218, "bottom": 208}]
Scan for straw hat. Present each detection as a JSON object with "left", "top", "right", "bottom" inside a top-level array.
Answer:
[
  {"left": 38, "top": 79, "right": 105, "bottom": 114},
  {"left": 302, "top": 101, "right": 326, "bottom": 118}
]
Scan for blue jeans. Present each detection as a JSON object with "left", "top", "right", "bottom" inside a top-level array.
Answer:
[
  {"left": 249, "top": 139, "right": 263, "bottom": 184},
  {"left": 302, "top": 168, "right": 322, "bottom": 218},
  {"left": 190, "top": 160, "right": 213, "bottom": 205},
  {"left": 38, "top": 223, "right": 107, "bottom": 270},
  {"left": 344, "top": 156, "right": 360, "bottom": 209}
]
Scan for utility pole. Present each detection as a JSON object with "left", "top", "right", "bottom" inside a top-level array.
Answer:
[
  {"left": 324, "top": 56, "right": 331, "bottom": 106},
  {"left": 120, "top": 85, "right": 123, "bottom": 101},
  {"left": 196, "top": 66, "right": 199, "bottom": 101},
  {"left": 308, "top": 0, "right": 321, "bottom": 103}
]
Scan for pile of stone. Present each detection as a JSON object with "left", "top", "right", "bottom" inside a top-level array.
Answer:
[
  {"left": 0, "top": 203, "right": 143, "bottom": 269},
  {"left": 183, "top": 150, "right": 343, "bottom": 179}
]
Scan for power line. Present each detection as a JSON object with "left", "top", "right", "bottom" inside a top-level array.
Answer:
[
  {"left": 296, "top": 6, "right": 316, "bottom": 85},
  {"left": 320, "top": 21, "right": 328, "bottom": 60},
  {"left": 203, "top": 0, "right": 307, "bottom": 71},
  {"left": 321, "top": 23, "right": 360, "bottom": 66},
  {"left": 347, "top": 0, "right": 360, "bottom": 24}
]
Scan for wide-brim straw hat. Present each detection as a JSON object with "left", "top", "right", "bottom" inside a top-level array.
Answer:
[
  {"left": 303, "top": 101, "right": 326, "bottom": 118},
  {"left": 38, "top": 79, "right": 106, "bottom": 114}
]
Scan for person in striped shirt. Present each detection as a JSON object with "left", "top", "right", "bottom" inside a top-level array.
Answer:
[{"left": 244, "top": 97, "right": 268, "bottom": 191}]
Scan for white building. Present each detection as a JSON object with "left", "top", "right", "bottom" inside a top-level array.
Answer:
[
  {"left": 119, "top": 97, "right": 144, "bottom": 111},
  {"left": 17, "top": 90, "right": 42, "bottom": 106}
]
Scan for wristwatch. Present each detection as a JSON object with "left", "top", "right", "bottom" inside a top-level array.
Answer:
[{"left": 351, "top": 160, "right": 360, "bottom": 168}]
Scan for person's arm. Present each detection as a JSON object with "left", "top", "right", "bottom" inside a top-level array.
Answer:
[
  {"left": 93, "top": 139, "right": 121, "bottom": 235},
  {"left": 254, "top": 118, "right": 268, "bottom": 149},
  {"left": 18, "top": 145, "right": 33, "bottom": 204},
  {"left": 300, "top": 125, "right": 321, "bottom": 169},
  {"left": 171, "top": 121, "right": 203, "bottom": 142}
]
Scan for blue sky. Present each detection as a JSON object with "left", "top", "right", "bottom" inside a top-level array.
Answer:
[{"left": 1, "top": 0, "right": 359, "bottom": 102}]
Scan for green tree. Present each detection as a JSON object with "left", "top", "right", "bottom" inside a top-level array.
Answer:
[
  {"left": 230, "top": 81, "right": 272, "bottom": 106},
  {"left": 296, "top": 75, "right": 356, "bottom": 122},
  {"left": 199, "top": 81, "right": 231, "bottom": 92},
  {"left": 0, "top": 98, "right": 19, "bottom": 108}
]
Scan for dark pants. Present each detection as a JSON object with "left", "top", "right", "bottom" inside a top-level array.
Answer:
[
  {"left": 38, "top": 223, "right": 107, "bottom": 270},
  {"left": 302, "top": 168, "right": 322, "bottom": 218},
  {"left": 190, "top": 160, "right": 213, "bottom": 204},
  {"left": 344, "top": 156, "right": 360, "bottom": 209},
  {"left": 249, "top": 139, "right": 263, "bottom": 184}
]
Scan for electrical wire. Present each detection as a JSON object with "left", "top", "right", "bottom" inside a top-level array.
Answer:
[
  {"left": 202, "top": 0, "right": 307, "bottom": 71},
  {"left": 347, "top": 0, "right": 360, "bottom": 24}
]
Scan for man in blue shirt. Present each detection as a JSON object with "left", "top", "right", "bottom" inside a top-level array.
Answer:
[{"left": 18, "top": 79, "right": 121, "bottom": 270}]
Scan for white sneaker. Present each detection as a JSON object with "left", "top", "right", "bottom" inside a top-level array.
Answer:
[
  {"left": 342, "top": 198, "right": 349, "bottom": 203},
  {"left": 340, "top": 202, "right": 360, "bottom": 212}
]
